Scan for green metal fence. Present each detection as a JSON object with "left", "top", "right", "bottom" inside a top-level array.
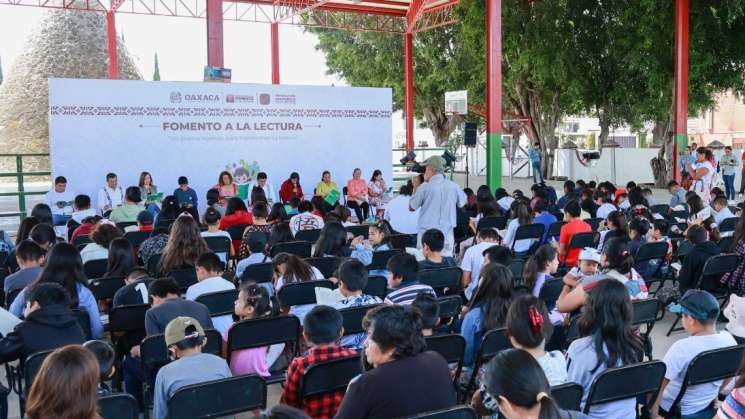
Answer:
[{"left": 0, "top": 153, "right": 50, "bottom": 222}]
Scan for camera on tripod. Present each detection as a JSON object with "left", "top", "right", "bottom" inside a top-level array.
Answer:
[{"left": 399, "top": 151, "right": 457, "bottom": 173}]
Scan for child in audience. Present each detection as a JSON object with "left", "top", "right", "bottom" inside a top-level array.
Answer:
[
  {"left": 505, "top": 295, "right": 567, "bottom": 385},
  {"left": 628, "top": 217, "right": 651, "bottom": 277},
  {"left": 223, "top": 283, "right": 282, "bottom": 377},
  {"left": 650, "top": 290, "right": 737, "bottom": 418},
  {"left": 173, "top": 176, "right": 198, "bottom": 214},
  {"left": 185, "top": 252, "right": 235, "bottom": 334},
  {"left": 289, "top": 200, "right": 324, "bottom": 236},
  {"left": 418, "top": 228, "right": 457, "bottom": 270},
  {"left": 411, "top": 293, "right": 439, "bottom": 336},
  {"left": 133, "top": 210, "right": 154, "bottom": 233},
  {"left": 280, "top": 305, "right": 356, "bottom": 418},
  {"left": 567, "top": 279, "right": 643, "bottom": 418},
  {"left": 330, "top": 259, "right": 383, "bottom": 349},
  {"left": 364, "top": 220, "right": 393, "bottom": 276},
  {"left": 3, "top": 240, "right": 44, "bottom": 295},
  {"left": 103, "top": 238, "right": 136, "bottom": 278},
  {"left": 482, "top": 245, "right": 514, "bottom": 266},
  {"left": 113, "top": 267, "right": 153, "bottom": 306},
  {"left": 83, "top": 340, "right": 116, "bottom": 395},
  {"left": 383, "top": 253, "right": 435, "bottom": 305},
  {"left": 461, "top": 263, "right": 514, "bottom": 368},
  {"left": 460, "top": 228, "right": 501, "bottom": 301},
  {"left": 70, "top": 194, "right": 97, "bottom": 224},
  {"left": 713, "top": 195, "right": 736, "bottom": 226},
  {"left": 287, "top": 197, "right": 301, "bottom": 217},
  {"left": 200, "top": 207, "right": 233, "bottom": 263},
  {"left": 522, "top": 244, "right": 559, "bottom": 297},
  {"left": 236, "top": 232, "right": 271, "bottom": 280}
]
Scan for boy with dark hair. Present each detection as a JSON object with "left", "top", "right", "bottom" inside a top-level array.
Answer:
[
  {"left": 460, "top": 228, "right": 500, "bottom": 300},
  {"left": 153, "top": 317, "right": 231, "bottom": 419},
  {"left": 289, "top": 200, "right": 324, "bottom": 236},
  {"left": 173, "top": 176, "right": 199, "bottom": 219},
  {"left": 668, "top": 180, "right": 687, "bottom": 208},
  {"left": 46, "top": 175, "right": 75, "bottom": 225},
  {"left": 236, "top": 232, "right": 271, "bottom": 279},
  {"left": 330, "top": 259, "right": 382, "bottom": 349},
  {"left": 650, "top": 290, "right": 736, "bottom": 418},
  {"left": 281, "top": 306, "right": 355, "bottom": 418},
  {"left": 113, "top": 267, "right": 153, "bottom": 306},
  {"left": 186, "top": 252, "right": 233, "bottom": 334},
  {"left": 71, "top": 194, "right": 97, "bottom": 224},
  {"left": 558, "top": 200, "right": 591, "bottom": 268},
  {"left": 676, "top": 225, "right": 721, "bottom": 293},
  {"left": 287, "top": 197, "right": 301, "bottom": 216},
  {"left": 135, "top": 210, "right": 154, "bottom": 233},
  {"left": 109, "top": 186, "right": 144, "bottom": 223},
  {"left": 532, "top": 198, "right": 558, "bottom": 244},
  {"left": 4, "top": 240, "right": 45, "bottom": 294},
  {"left": 145, "top": 278, "right": 213, "bottom": 335},
  {"left": 83, "top": 340, "right": 116, "bottom": 395},
  {"left": 557, "top": 180, "right": 577, "bottom": 209},
  {"left": 384, "top": 253, "right": 434, "bottom": 305},
  {"left": 411, "top": 293, "right": 439, "bottom": 336},
  {"left": 713, "top": 196, "right": 735, "bottom": 226},
  {"left": 418, "top": 229, "right": 456, "bottom": 270},
  {"left": 594, "top": 190, "right": 617, "bottom": 221},
  {"left": 482, "top": 245, "right": 514, "bottom": 266}
]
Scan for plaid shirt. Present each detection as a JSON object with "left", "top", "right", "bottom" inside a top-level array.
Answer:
[{"left": 280, "top": 344, "right": 357, "bottom": 418}]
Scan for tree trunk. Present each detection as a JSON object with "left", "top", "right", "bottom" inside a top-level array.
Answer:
[
  {"left": 650, "top": 116, "right": 674, "bottom": 187},
  {"left": 597, "top": 107, "right": 611, "bottom": 149},
  {"left": 421, "top": 105, "right": 458, "bottom": 147}
]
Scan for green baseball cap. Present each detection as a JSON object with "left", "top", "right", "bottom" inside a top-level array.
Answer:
[{"left": 164, "top": 316, "right": 205, "bottom": 346}]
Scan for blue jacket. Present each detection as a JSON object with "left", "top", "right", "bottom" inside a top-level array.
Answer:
[{"left": 173, "top": 187, "right": 198, "bottom": 208}]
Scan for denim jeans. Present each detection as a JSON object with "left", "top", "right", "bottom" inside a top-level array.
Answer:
[
  {"left": 723, "top": 174, "right": 735, "bottom": 200},
  {"left": 532, "top": 162, "right": 544, "bottom": 183}
]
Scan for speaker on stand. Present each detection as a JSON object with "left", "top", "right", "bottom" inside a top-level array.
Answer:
[{"left": 463, "top": 122, "right": 477, "bottom": 189}]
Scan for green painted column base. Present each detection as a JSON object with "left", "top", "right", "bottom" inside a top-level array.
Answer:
[
  {"left": 486, "top": 132, "right": 502, "bottom": 190},
  {"left": 674, "top": 133, "right": 688, "bottom": 150}
]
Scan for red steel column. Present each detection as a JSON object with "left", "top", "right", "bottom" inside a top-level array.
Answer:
[
  {"left": 206, "top": 0, "right": 224, "bottom": 68},
  {"left": 106, "top": 11, "right": 118, "bottom": 79},
  {"left": 486, "top": 0, "right": 502, "bottom": 189},
  {"left": 404, "top": 32, "right": 414, "bottom": 152},
  {"left": 271, "top": 22, "right": 280, "bottom": 84},
  {"left": 673, "top": 0, "right": 689, "bottom": 183}
]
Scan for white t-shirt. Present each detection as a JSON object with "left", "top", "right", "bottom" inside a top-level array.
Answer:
[
  {"left": 384, "top": 195, "right": 419, "bottom": 234},
  {"left": 185, "top": 276, "right": 235, "bottom": 335},
  {"left": 249, "top": 181, "right": 277, "bottom": 204},
  {"left": 460, "top": 241, "right": 498, "bottom": 300},
  {"left": 71, "top": 208, "right": 97, "bottom": 224},
  {"left": 538, "top": 350, "right": 568, "bottom": 386},
  {"left": 503, "top": 219, "right": 533, "bottom": 254},
  {"left": 661, "top": 331, "right": 737, "bottom": 415},
  {"left": 45, "top": 189, "right": 75, "bottom": 215},
  {"left": 97, "top": 186, "right": 124, "bottom": 211},
  {"left": 596, "top": 203, "right": 617, "bottom": 221},
  {"left": 289, "top": 212, "right": 324, "bottom": 236}
]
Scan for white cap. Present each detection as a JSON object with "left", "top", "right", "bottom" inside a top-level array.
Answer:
[{"left": 578, "top": 247, "right": 601, "bottom": 263}]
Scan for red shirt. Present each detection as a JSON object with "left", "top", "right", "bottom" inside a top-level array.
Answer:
[
  {"left": 71, "top": 223, "right": 96, "bottom": 244},
  {"left": 280, "top": 179, "right": 304, "bottom": 203},
  {"left": 219, "top": 211, "right": 254, "bottom": 252},
  {"left": 559, "top": 218, "right": 592, "bottom": 267},
  {"left": 280, "top": 345, "right": 357, "bottom": 418},
  {"left": 139, "top": 225, "right": 153, "bottom": 232}
]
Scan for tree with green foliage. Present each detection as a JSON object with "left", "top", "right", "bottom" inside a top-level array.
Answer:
[{"left": 153, "top": 52, "right": 161, "bottom": 81}]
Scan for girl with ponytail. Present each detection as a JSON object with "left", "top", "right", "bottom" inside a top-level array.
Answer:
[
  {"left": 472, "top": 348, "right": 582, "bottom": 419},
  {"left": 523, "top": 244, "right": 559, "bottom": 296}
]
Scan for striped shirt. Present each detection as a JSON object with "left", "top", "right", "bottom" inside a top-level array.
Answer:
[
  {"left": 384, "top": 280, "right": 436, "bottom": 305},
  {"left": 719, "top": 387, "right": 745, "bottom": 419}
]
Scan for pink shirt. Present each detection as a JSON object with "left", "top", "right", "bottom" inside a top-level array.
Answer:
[
  {"left": 347, "top": 179, "right": 368, "bottom": 201},
  {"left": 222, "top": 327, "right": 270, "bottom": 377}
]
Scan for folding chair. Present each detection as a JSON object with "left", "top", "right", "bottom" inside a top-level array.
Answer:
[
  {"left": 346, "top": 224, "right": 370, "bottom": 239},
  {"left": 166, "top": 268, "right": 199, "bottom": 292},
  {"left": 298, "top": 355, "right": 362, "bottom": 409},
  {"left": 405, "top": 405, "right": 478, "bottom": 419},
  {"left": 116, "top": 222, "right": 137, "bottom": 232},
  {"left": 583, "top": 360, "right": 666, "bottom": 415},
  {"left": 227, "top": 315, "right": 301, "bottom": 384},
  {"left": 463, "top": 328, "right": 511, "bottom": 402},
  {"left": 122, "top": 230, "right": 149, "bottom": 248},
  {"left": 15, "top": 349, "right": 53, "bottom": 415},
  {"left": 436, "top": 295, "right": 462, "bottom": 333},
  {"left": 632, "top": 299, "right": 661, "bottom": 360},
  {"left": 278, "top": 280, "right": 334, "bottom": 307},
  {"left": 5, "top": 288, "right": 21, "bottom": 310},
  {"left": 565, "top": 315, "right": 581, "bottom": 346},
  {"left": 667, "top": 254, "right": 741, "bottom": 336},
  {"left": 538, "top": 277, "right": 564, "bottom": 307},
  {"left": 507, "top": 259, "right": 524, "bottom": 287},
  {"left": 551, "top": 382, "right": 583, "bottom": 412},
  {"left": 73, "top": 235, "right": 92, "bottom": 248},
  {"left": 560, "top": 232, "right": 597, "bottom": 270},
  {"left": 98, "top": 393, "right": 139, "bottom": 419},
  {"left": 240, "top": 262, "right": 274, "bottom": 284},
  {"left": 665, "top": 345, "right": 745, "bottom": 417},
  {"left": 511, "top": 223, "right": 545, "bottom": 256},
  {"left": 89, "top": 276, "right": 126, "bottom": 302},
  {"left": 146, "top": 253, "right": 162, "bottom": 276},
  {"left": 675, "top": 240, "right": 694, "bottom": 262},
  {"left": 719, "top": 236, "right": 735, "bottom": 253},
  {"left": 73, "top": 308, "right": 93, "bottom": 340},
  {"left": 270, "top": 241, "right": 312, "bottom": 258},
  {"left": 650, "top": 204, "right": 670, "bottom": 216},
  {"left": 340, "top": 304, "right": 380, "bottom": 336},
  {"left": 547, "top": 221, "right": 566, "bottom": 242},
  {"left": 417, "top": 267, "right": 461, "bottom": 296},
  {"left": 585, "top": 218, "right": 603, "bottom": 232},
  {"left": 167, "top": 375, "right": 267, "bottom": 418},
  {"left": 295, "top": 229, "right": 322, "bottom": 243},
  {"left": 364, "top": 276, "right": 387, "bottom": 299},
  {"left": 425, "top": 334, "right": 466, "bottom": 385},
  {"left": 477, "top": 216, "right": 507, "bottom": 232},
  {"left": 390, "top": 233, "right": 417, "bottom": 250},
  {"left": 719, "top": 217, "right": 738, "bottom": 235},
  {"left": 109, "top": 304, "right": 149, "bottom": 388},
  {"left": 226, "top": 224, "right": 249, "bottom": 242},
  {"left": 368, "top": 249, "right": 403, "bottom": 271},
  {"left": 195, "top": 289, "right": 239, "bottom": 317},
  {"left": 671, "top": 209, "right": 689, "bottom": 221},
  {"left": 203, "top": 236, "right": 232, "bottom": 262},
  {"left": 83, "top": 258, "right": 108, "bottom": 279},
  {"left": 633, "top": 241, "right": 670, "bottom": 294},
  {"left": 305, "top": 257, "right": 339, "bottom": 278}
]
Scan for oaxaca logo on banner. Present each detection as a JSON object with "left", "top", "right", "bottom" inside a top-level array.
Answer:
[{"left": 48, "top": 79, "right": 392, "bottom": 210}]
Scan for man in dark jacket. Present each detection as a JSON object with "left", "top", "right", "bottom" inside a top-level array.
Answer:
[
  {"left": 677, "top": 225, "right": 721, "bottom": 293},
  {"left": 0, "top": 282, "right": 86, "bottom": 364}
]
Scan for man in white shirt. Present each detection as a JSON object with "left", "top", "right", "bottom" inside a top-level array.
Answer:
[
  {"left": 249, "top": 172, "right": 276, "bottom": 204},
  {"left": 385, "top": 183, "right": 419, "bottom": 234},
  {"left": 460, "top": 228, "right": 501, "bottom": 300},
  {"left": 97, "top": 172, "right": 124, "bottom": 214},
  {"left": 184, "top": 253, "right": 235, "bottom": 335},
  {"left": 45, "top": 176, "right": 75, "bottom": 225},
  {"left": 651, "top": 290, "right": 737, "bottom": 418},
  {"left": 289, "top": 201, "right": 324, "bottom": 236}
]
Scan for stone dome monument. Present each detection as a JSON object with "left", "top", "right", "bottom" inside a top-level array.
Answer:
[{"left": 0, "top": 9, "right": 142, "bottom": 172}]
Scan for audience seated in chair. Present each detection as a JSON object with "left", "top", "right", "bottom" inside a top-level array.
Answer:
[
  {"left": 418, "top": 229, "right": 456, "bottom": 270},
  {"left": 3, "top": 240, "right": 45, "bottom": 296},
  {"left": 327, "top": 259, "right": 383, "bottom": 350},
  {"left": 411, "top": 293, "right": 439, "bottom": 337},
  {"left": 185, "top": 252, "right": 235, "bottom": 334},
  {"left": 384, "top": 253, "right": 434, "bottom": 306}
]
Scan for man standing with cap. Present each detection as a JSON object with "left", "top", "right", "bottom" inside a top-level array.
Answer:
[
  {"left": 153, "top": 316, "right": 231, "bottom": 419},
  {"left": 650, "top": 290, "right": 736, "bottom": 418},
  {"left": 409, "top": 156, "right": 466, "bottom": 257}
]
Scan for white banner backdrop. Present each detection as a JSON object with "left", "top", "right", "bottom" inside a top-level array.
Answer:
[{"left": 48, "top": 78, "right": 392, "bottom": 210}]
